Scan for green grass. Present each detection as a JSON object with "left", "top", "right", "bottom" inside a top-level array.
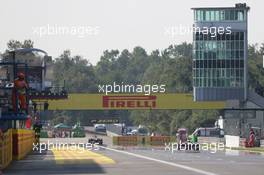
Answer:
[{"left": 230, "top": 146, "right": 264, "bottom": 153}]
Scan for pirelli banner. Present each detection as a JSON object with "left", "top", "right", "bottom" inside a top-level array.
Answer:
[{"left": 46, "top": 93, "right": 225, "bottom": 110}]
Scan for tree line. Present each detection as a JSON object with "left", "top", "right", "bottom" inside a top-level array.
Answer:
[{"left": 2, "top": 40, "right": 264, "bottom": 135}]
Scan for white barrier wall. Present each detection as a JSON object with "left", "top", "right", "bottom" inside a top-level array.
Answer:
[
  {"left": 260, "top": 140, "right": 264, "bottom": 147},
  {"left": 225, "top": 135, "right": 240, "bottom": 148}
]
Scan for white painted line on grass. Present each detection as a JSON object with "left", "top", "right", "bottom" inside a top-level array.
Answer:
[{"left": 100, "top": 146, "right": 219, "bottom": 175}]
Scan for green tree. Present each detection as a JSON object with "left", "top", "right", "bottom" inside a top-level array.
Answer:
[
  {"left": 7, "top": 39, "right": 34, "bottom": 50},
  {"left": 53, "top": 50, "right": 97, "bottom": 93}
]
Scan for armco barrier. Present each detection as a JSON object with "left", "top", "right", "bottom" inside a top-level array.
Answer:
[
  {"left": 113, "top": 136, "right": 176, "bottom": 146},
  {"left": 0, "top": 129, "right": 13, "bottom": 170},
  {"left": 12, "top": 129, "right": 35, "bottom": 160}
]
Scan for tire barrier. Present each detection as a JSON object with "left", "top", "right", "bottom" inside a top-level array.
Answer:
[
  {"left": 113, "top": 136, "right": 175, "bottom": 146},
  {"left": 12, "top": 129, "right": 35, "bottom": 160},
  {"left": 113, "top": 136, "right": 138, "bottom": 146},
  {"left": 0, "top": 129, "right": 13, "bottom": 170},
  {"left": 149, "top": 136, "right": 172, "bottom": 146}
]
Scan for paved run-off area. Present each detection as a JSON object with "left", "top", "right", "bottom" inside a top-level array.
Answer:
[
  {"left": 3, "top": 136, "right": 264, "bottom": 175},
  {"left": 51, "top": 146, "right": 115, "bottom": 165}
]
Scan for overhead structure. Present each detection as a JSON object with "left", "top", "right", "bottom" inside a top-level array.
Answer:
[{"left": 44, "top": 93, "right": 226, "bottom": 110}]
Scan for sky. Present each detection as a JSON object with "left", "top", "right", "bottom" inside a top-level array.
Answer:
[{"left": 0, "top": 0, "right": 263, "bottom": 65}]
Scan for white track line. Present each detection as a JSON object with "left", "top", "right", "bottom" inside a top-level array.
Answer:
[{"left": 100, "top": 146, "right": 219, "bottom": 175}]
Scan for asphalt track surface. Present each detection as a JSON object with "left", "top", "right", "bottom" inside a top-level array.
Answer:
[{"left": 3, "top": 133, "right": 264, "bottom": 175}]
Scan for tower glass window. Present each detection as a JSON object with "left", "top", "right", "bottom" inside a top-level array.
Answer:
[{"left": 194, "top": 9, "right": 246, "bottom": 22}]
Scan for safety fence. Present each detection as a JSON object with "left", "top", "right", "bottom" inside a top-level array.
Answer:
[
  {"left": 12, "top": 129, "right": 35, "bottom": 160},
  {"left": 113, "top": 136, "right": 176, "bottom": 146},
  {"left": 106, "top": 124, "right": 123, "bottom": 135},
  {"left": 0, "top": 129, "right": 13, "bottom": 170}
]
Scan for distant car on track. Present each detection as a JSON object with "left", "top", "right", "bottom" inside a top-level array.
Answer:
[
  {"left": 88, "top": 136, "right": 103, "bottom": 145},
  {"left": 94, "top": 124, "right": 106, "bottom": 133}
]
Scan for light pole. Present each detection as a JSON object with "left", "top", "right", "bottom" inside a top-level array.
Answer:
[{"left": 263, "top": 55, "right": 264, "bottom": 68}]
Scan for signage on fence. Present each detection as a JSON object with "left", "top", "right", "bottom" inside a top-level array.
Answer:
[
  {"left": 90, "top": 118, "right": 120, "bottom": 124},
  {"left": 46, "top": 93, "right": 225, "bottom": 110}
]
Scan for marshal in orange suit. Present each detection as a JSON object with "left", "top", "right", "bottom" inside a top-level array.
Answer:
[{"left": 12, "top": 72, "right": 28, "bottom": 112}]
